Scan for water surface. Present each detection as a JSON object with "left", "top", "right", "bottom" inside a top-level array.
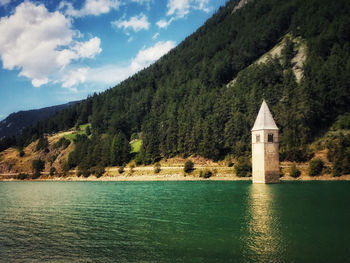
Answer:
[{"left": 0, "top": 181, "right": 349, "bottom": 262}]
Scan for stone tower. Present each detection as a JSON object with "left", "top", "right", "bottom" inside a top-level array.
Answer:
[{"left": 251, "top": 100, "right": 279, "bottom": 183}]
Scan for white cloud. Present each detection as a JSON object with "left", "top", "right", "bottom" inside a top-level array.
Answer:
[
  {"left": 156, "top": 17, "right": 175, "bottom": 28},
  {"left": 152, "top": 32, "right": 159, "bottom": 40},
  {"left": 62, "top": 68, "right": 89, "bottom": 91},
  {"left": 0, "top": 0, "right": 10, "bottom": 6},
  {"left": 87, "top": 41, "right": 176, "bottom": 85},
  {"left": 111, "top": 13, "right": 150, "bottom": 32},
  {"left": 60, "top": 0, "right": 120, "bottom": 17},
  {"left": 167, "top": 0, "right": 191, "bottom": 17},
  {"left": 73, "top": 37, "right": 102, "bottom": 58},
  {"left": 0, "top": 2, "right": 101, "bottom": 88},
  {"left": 132, "top": 41, "right": 175, "bottom": 71},
  {"left": 157, "top": 0, "right": 210, "bottom": 29}
]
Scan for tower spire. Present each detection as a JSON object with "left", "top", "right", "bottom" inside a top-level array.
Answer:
[{"left": 251, "top": 100, "right": 278, "bottom": 131}]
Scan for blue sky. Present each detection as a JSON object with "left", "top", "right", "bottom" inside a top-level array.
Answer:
[{"left": 0, "top": 0, "right": 227, "bottom": 120}]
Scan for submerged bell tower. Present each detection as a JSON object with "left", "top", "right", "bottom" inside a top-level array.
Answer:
[{"left": 251, "top": 100, "right": 280, "bottom": 184}]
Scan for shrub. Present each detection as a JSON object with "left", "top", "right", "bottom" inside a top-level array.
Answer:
[
  {"left": 54, "top": 137, "right": 71, "bottom": 149},
  {"left": 279, "top": 167, "right": 284, "bottom": 177},
  {"left": 80, "top": 168, "right": 91, "bottom": 178},
  {"left": 289, "top": 164, "right": 301, "bottom": 178},
  {"left": 19, "top": 150, "right": 25, "bottom": 157},
  {"left": 129, "top": 161, "right": 136, "bottom": 173},
  {"left": 16, "top": 173, "right": 29, "bottom": 180},
  {"left": 49, "top": 154, "right": 58, "bottom": 165},
  {"left": 49, "top": 167, "right": 56, "bottom": 176},
  {"left": 36, "top": 136, "right": 49, "bottom": 152},
  {"left": 92, "top": 165, "right": 105, "bottom": 178},
  {"left": 118, "top": 166, "right": 125, "bottom": 174},
  {"left": 235, "top": 158, "right": 252, "bottom": 177},
  {"left": 61, "top": 161, "right": 70, "bottom": 176},
  {"left": 32, "top": 159, "right": 45, "bottom": 179},
  {"left": 154, "top": 162, "right": 161, "bottom": 174},
  {"left": 184, "top": 160, "right": 194, "bottom": 173},
  {"left": 134, "top": 152, "right": 144, "bottom": 165},
  {"left": 86, "top": 126, "right": 91, "bottom": 136},
  {"left": 309, "top": 158, "right": 324, "bottom": 176},
  {"left": 199, "top": 169, "right": 213, "bottom": 179}
]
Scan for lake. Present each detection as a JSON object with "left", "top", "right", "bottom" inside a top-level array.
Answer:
[{"left": 0, "top": 181, "right": 349, "bottom": 262}]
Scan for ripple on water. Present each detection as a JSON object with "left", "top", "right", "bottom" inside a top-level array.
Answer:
[{"left": 0, "top": 181, "right": 349, "bottom": 262}]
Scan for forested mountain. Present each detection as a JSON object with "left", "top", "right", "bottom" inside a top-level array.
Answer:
[
  {"left": 1, "top": 0, "right": 350, "bottom": 174},
  {"left": 0, "top": 101, "right": 78, "bottom": 138}
]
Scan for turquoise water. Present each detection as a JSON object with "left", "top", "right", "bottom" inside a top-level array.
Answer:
[{"left": 0, "top": 181, "right": 349, "bottom": 262}]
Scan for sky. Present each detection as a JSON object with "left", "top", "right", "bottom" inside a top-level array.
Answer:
[{"left": 0, "top": 0, "right": 227, "bottom": 120}]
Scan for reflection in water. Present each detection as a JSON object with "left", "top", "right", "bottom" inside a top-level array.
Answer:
[{"left": 243, "top": 184, "right": 285, "bottom": 263}]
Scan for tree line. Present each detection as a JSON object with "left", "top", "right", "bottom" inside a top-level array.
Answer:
[{"left": 0, "top": 0, "right": 349, "bottom": 173}]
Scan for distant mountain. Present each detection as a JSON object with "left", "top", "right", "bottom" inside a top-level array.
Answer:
[{"left": 0, "top": 101, "right": 78, "bottom": 138}]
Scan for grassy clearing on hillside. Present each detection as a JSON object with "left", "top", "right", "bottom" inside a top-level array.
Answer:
[
  {"left": 64, "top": 124, "right": 91, "bottom": 141},
  {"left": 131, "top": 139, "right": 142, "bottom": 153}
]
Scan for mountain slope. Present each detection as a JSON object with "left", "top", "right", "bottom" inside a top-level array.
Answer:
[
  {"left": 2, "top": 0, "right": 349, "bottom": 175},
  {"left": 0, "top": 101, "right": 78, "bottom": 139}
]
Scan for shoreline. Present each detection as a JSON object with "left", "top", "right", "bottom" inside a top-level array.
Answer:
[{"left": 1, "top": 173, "right": 349, "bottom": 182}]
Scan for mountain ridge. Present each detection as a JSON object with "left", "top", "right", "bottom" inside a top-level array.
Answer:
[{"left": 0, "top": 101, "right": 79, "bottom": 139}]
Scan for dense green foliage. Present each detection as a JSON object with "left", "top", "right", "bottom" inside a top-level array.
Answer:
[
  {"left": 326, "top": 133, "right": 350, "bottom": 176},
  {"left": 234, "top": 157, "right": 252, "bottom": 177},
  {"left": 53, "top": 137, "right": 71, "bottom": 149},
  {"left": 309, "top": 158, "right": 324, "bottom": 176},
  {"left": 184, "top": 160, "right": 194, "bottom": 173},
  {"left": 199, "top": 169, "right": 213, "bottom": 179},
  {"left": 154, "top": 162, "right": 161, "bottom": 174},
  {"left": 32, "top": 159, "right": 45, "bottom": 178},
  {"left": 16, "top": 173, "right": 29, "bottom": 180},
  {"left": 49, "top": 167, "right": 56, "bottom": 176},
  {"left": 1, "top": 0, "right": 349, "bottom": 170},
  {"left": 36, "top": 136, "right": 49, "bottom": 152},
  {"left": 290, "top": 164, "right": 301, "bottom": 178}
]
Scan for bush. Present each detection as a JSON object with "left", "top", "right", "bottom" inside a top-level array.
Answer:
[
  {"left": 279, "top": 167, "right": 284, "bottom": 177},
  {"left": 199, "top": 169, "right": 213, "bottom": 179},
  {"left": 32, "top": 159, "right": 45, "bottom": 179},
  {"left": 49, "top": 167, "right": 56, "bottom": 176},
  {"left": 61, "top": 161, "right": 70, "bottom": 176},
  {"left": 118, "top": 166, "right": 125, "bottom": 174},
  {"left": 235, "top": 158, "right": 252, "bottom": 177},
  {"left": 92, "top": 165, "right": 105, "bottom": 178},
  {"left": 289, "top": 164, "right": 301, "bottom": 178},
  {"left": 129, "top": 161, "right": 136, "bottom": 173},
  {"left": 134, "top": 152, "right": 144, "bottom": 165},
  {"left": 184, "top": 160, "right": 194, "bottom": 173},
  {"left": 154, "top": 162, "right": 161, "bottom": 174},
  {"left": 79, "top": 168, "right": 91, "bottom": 178},
  {"left": 16, "top": 173, "right": 29, "bottom": 180},
  {"left": 86, "top": 126, "right": 91, "bottom": 136},
  {"left": 19, "top": 150, "right": 25, "bottom": 157},
  {"left": 54, "top": 137, "right": 71, "bottom": 149},
  {"left": 309, "top": 158, "right": 324, "bottom": 176},
  {"left": 36, "top": 136, "right": 49, "bottom": 152}
]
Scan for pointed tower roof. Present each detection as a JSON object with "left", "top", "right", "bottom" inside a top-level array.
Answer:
[{"left": 251, "top": 100, "right": 278, "bottom": 131}]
